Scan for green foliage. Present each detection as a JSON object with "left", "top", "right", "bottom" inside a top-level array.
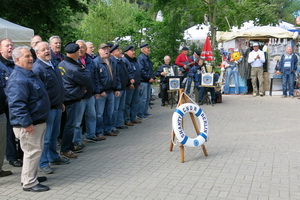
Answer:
[
  {"left": 2, "top": 0, "right": 87, "bottom": 44},
  {"left": 79, "top": 0, "right": 152, "bottom": 48}
]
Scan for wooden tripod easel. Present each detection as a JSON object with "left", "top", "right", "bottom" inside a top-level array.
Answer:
[{"left": 169, "top": 89, "right": 208, "bottom": 163}]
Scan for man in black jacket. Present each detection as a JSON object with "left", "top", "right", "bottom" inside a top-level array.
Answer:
[
  {"left": 32, "top": 41, "right": 69, "bottom": 174},
  {"left": 59, "top": 42, "right": 92, "bottom": 159}
]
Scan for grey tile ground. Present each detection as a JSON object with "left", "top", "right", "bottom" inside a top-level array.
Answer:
[{"left": 1, "top": 93, "right": 300, "bottom": 199}]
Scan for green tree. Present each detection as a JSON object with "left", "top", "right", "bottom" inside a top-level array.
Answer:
[
  {"left": 2, "top": 0, "right": 87, "bottom": 43},
  {"left": 79, "top": 0, "right": 152, "bottom": 47}
]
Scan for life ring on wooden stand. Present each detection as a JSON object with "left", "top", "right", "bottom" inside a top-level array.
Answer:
[{"left": 172, "top": 103, "right": 208, "bottom": 147}]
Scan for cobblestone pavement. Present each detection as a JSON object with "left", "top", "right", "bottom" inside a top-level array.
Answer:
[{"left": 1, "top": 93, "right": 300, "bottom": 200}]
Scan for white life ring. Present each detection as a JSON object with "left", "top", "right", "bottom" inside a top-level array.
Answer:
[{"left": 172, "top": 103, "right": 208, "bottom": 147}]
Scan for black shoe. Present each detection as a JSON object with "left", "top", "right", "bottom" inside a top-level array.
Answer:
[
  {"left": 161, "top": 102, "right": 165, "bottom": 106},
  {"left": 198, "top": 102, "right": 203, "bottom": 105},
  {"left": 116, "top": 125, "right": 128, "bottom": 129},
  {"left": 212, "top": 99, "right": 216, "bottom": 104},
  {"left": 0, "top": 170, "right": 12, "bottom": 177},
  {"left": 149, "top": 102, "right": 154, "bottom": 105},
  {"left": 21, "top": 176, "right": 47, "bottom": 186},
  {"left": 9, "top": 160, "right": 22, "bottom": 167},
  {"left": 23, "top": 183, "right": 50, "bottom": 192},
  {"left": 37, "top": 176, "right": 47, "bottom": 183}
]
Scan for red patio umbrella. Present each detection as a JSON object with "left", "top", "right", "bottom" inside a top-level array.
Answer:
[{"left": 201, "top": 36, "right": 213, "bottom": 61}]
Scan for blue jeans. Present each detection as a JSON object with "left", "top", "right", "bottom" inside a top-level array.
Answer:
[
  {"left": 224, "top": 66, "right": 239, "bottom": 94},
  {"left": 113, "top": 90, "right": 126, "bottom": 127},
  {"left": 282, "top": 72, "right": 295, "bottom": 96},
  {"left": 73, "top": 97, "right": 96, "bottom": 143},
  {"left": 125, "top": 87, "right": 140, "bottom": 122},
  {"left": 61, "top": 101, "right": 80, "bottom": 153},
  {"left": 138, "top": 82, "right": 151, "bottom": 118},
  {"left": 39, "top": 108, "right": 62, "bottom": 168},
  {"left": 186, "top": 77, "right": 192, "bottom": 95},
  {"left": 95, "top": 91, "right": 114, "bottom": 135}
]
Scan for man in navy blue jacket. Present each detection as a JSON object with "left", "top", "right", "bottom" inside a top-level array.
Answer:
[
  {"left": 49, "top": 36, "right": 64, "bottom": 68},
  {"left": 276, "top": 46, "right": 298, "bottom": 98},
  {"left": 94, "top": 43, "right": 121, "bottom": 139},
  {"left": 0, "top": 38, "right": 23, "bottom": 168},
  {"left": 137, "top": 43, "right": 155, "bottom": 119},
  {"left": 59, "top": 42, "right": 92, "bottom": 159},
  {"left": 73, "top": 40, "right": 99, "bottom": 143},
  {"left": 7, "top": 46, "right": 50, "bottom": 192},
  {"left": 32, "top": 41, "right": 69, "bottom": 175},
  {"left": 0, "top": 77, "right": 12, "bottom": 177},
  {"left": 110, "top": 44, "right": 132, "bottom": 132},
  {"left": 123, "top": 45, "right": 142, "bottom": 126}
]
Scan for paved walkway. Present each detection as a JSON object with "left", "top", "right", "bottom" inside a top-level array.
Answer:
[{"left": 1, "top": 93, "right": 300, "bottom": 200}]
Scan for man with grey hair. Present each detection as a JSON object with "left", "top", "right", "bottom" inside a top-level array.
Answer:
[
  {"left": 73, "top": 40, "right": 99, "bottom": 143},
  {"left": 49, "top": 35, "right": 64, "bottom": 67},
  {"left": 7, "top": 46, "right": 50, "bottom": 192},
  {"left": 30, "top": 35, "right": 42, "bottom": 62},
  {"left": 86, "top": 41, "right": 96, "bottom": 59},
  {"left": 276, "top": 46, "right": 298, "bottom": 98},
  {"left": 155, "top": 55, "right": 177, "bottom": 106},
  {"left": 0, "top": 38, "right": 23, "bottom": 168},
  {"left": 32, "top": 41, "right": 69, "bottom": 175}
]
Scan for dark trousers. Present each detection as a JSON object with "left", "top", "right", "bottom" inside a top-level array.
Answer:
[
  {"left": 61, "top": 101, "right": 80, "bottom": 153},
  {"left": 161, "top": 83, "right": 168, "bottom": 103},
  {"left": 5, "top": 107, "right": 23, "bottom": 161},
  {"left": 198, "top": 87, "right": 216, "bottom": 102}
]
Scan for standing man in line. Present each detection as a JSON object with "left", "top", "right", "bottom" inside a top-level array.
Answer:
[
  {"left": 248, "top": 43, "right": 266, "bottom": 97},
  {"left": 86, "top": 42, "right": 96, "bottom": 59},
  {"left": 94, "top": 43, "right": 121, "bottom": 138},
  {"left": 73, "top": 40, "right": 99, "bottom": 143},
  {"left": 0, "top": 75, "right": 12, "bottom": 177},
  {"left": 110, "top": 44, "right": 131, "bottom": 131},
  {"left": 123, "top": 45, "right": 141, "bottom": 127},
  {"left": 32, "top": 41, "right": 69, "bottom": 174},
  {"left": 49, "top": 36, "right": 64, "bottom": 68},
  {"left": 276, "top": 46, "right": 298, "bottom": 98},
  {"left": 137, "top": 43, "right": 155, "bottom": 119},
  {"left": 30, "top": 35, "right": 42, "bottom": 63},
  {"left": 59, "top": 42, "right": 92, "bottom": 158},
  {"left": 7, "top": 46, "right": 50, "bottom": 192},
  {"left": 0, "top": 38, "right": 23, "bottom": 167}
]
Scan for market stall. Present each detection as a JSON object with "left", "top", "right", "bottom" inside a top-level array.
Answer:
[{"left": 217, "top": 26, "right": 298, "bottom": 95}]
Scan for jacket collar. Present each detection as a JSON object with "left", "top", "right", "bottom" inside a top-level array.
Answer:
[
  {"left": 0, "top": 55, "right": 14, "bottom": 67},
  {"left": 64, "top": 56, "right": 83, "bottom": 68},
  {"left": 124, "top": 54, "right": 136, "bottom": 62},
  {"left": 15, "top": 65, "right": 36, "bottom": 78}
]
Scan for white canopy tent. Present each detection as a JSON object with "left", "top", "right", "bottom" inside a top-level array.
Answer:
[
  {"left": 184, "top": 24, "right": 209, "bottom": 42},
  {"left": 0, "top": 18, "right": 34, "bottom": 46},
  {"left": 217, "top": 26, "right": 297, "bottom": 42}
]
